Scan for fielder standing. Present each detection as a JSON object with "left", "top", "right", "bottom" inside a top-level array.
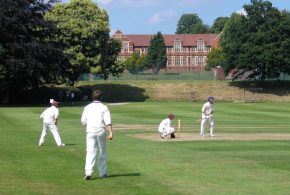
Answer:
[
  {"left": 158, "top": 113, "right": 176, "bottom": 139},
  {"left": 200, "top": 96, "right": 215, "bottom": 137},
  {"left": 38, "top": 99, "right": 65, "bottom": 147},
  {"left": 81, "top": 89, "right": 113, "bottom": 180}
]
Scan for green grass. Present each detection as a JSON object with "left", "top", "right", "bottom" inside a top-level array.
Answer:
[{"left": 1, "top": 101, "right": 290, "bottom": 194}]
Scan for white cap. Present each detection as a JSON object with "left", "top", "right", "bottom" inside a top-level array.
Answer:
[{"left": 50, "top": 99, "right": 54, "bottom": 103}]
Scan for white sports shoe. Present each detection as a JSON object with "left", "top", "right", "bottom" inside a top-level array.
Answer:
[
  {"left": 210, "top": 134, "right": 215, "bottom": 137},
  {"left": 58, "top": 143, "right": 65, "bottom": 147},
  {"left": 201, "top": 134, "right": 205, "bottom": 138},
  {"left": 38, "top": 143, "right": 43, "bottom": 146}
]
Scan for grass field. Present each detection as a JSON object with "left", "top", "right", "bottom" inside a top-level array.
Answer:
[{"left": 1, "top": 101, "right": 290, "bottom": 195}]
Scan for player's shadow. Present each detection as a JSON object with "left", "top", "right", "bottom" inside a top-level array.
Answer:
[
  {"left": 63, "top": 143, "right": 77, "bottom": 146},
  {"left": 108, "top": 173, "right": 141, "bottom": 178},
  {"left": 92, "top": 173, "right": 141, "bottom": 180}
]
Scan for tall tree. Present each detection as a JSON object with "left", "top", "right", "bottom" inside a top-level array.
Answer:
[
  {"left": 220, "top": 0, "right": 290, "bottom": 80},
  {"left": 210, "top": 17, "right": 229, "bottom": 33},
  {"left": 124, "top": 52, "right": 146, "bottom": 74},
  {"left": 0, "top": 0, "right": 71, "bottom": 102},
  {"left": 206, "top": 48, "right": 225, "bottom": 70},
  {"left": 176, "top": 14, "right": 209, "bottom": 34},
  {"left": 45, "top": 0, "right": 122, "bottom": 83},
  {"left": 146, "top": 32, "right": 167, "bottom": 75},
  {"left": 220, "top": 13, "right": 246, "bottom": 74}
]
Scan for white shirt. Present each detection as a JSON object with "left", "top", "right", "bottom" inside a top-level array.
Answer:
[
  {"left": 81, "top": 101, "right": 111, "bottom": 133},
  {"left": 40, "top": 106, "right": 59, "bottom": 124},
  {"left": 201, "top": 102, "right": 214, "bottom": 118},
  {"left": 158, "top": 118, "right": 172, "bottom": 133}
]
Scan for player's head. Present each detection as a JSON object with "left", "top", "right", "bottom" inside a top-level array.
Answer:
[
  {"left": 50, "top": 99, "right": 59, "bottom": 107},
  {"left": 208, "top": 96, "right": 214, "bottom": 104},
  {"left": 92, "top": 89, "right": 103, "bottom": 101},
  {"left": 168, "top": 113, "right": 175, "bottom": 120}
]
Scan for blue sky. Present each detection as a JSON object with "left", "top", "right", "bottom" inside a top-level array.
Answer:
[{"left": 61, "top": 0, "right": 290, "bottom": 35}]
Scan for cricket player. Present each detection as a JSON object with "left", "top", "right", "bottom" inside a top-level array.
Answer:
[
  {"left": 158, "top": 113, "right": 176, "bottom": 139},
  {"left": 38, "top": 99, "right": 65, "bottom": 146},
  {"left": 200, "top": 96, "right": 215, "bottom": 137},
  {"left": 81, "top": 90, "right": 113, "bottom": 180}
]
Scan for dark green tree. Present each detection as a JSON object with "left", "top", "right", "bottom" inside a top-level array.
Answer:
[
  {"left": 219, "top": 13, "right": 246, "bottom": 74},
  {"left": 206, "top": 48, "right": 225, "bottom": 70},
  {"left": 210, "top": 17, "right": 229, "bottom": 33},
  {"left": 146, "top": 32, "right": 167, "bottom": 75},
  {"left": 45, "top": 0, "right": 122, "bottom": 83},
  {"left": 0, "top": 0, "right": 71, "bottom": 102},
  {"left": 124, "top": 52, "right": 146, "bottom": 74},
  {"left": 220, "top": 0, "right": 290, "bottom": 80},
  {"left": 176, "top": 14, "right": 209, "bottom": 34}
]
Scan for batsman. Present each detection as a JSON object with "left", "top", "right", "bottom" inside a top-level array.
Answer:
[{"left": 200, "top": 96, "right": 215, "bottom": 137}]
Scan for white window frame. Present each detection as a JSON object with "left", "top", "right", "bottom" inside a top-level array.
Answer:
[
  {"left": 198, "top": 56, "right": 204, "bottom": 66},
  {"left": 174, "top": 42, "right": 181, "bottom": 52},
  {"left": 197, "top": 39, "right": 204, "bottom": 52},
  {"left": 123, "top": 42, "right": 129, "bottom": 52},
  {"left": 175, "top": 56, "right": 180, "bottom": 66}
]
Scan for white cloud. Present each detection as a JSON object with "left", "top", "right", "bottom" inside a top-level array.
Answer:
[
  {"left": 118, "top": 0, "right": 161, "bottom": 7},
  {"left": 236, "top": 8, "right": 247, "bottom": 16},
  {"left": 147, "top": 10, "right": 177, "bottom": 25}
]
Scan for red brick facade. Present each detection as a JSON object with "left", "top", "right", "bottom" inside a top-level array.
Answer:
[{"left": 112, "top": 31, "right": 220, "bottom": 72}]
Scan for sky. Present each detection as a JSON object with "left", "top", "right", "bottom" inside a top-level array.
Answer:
[{"left": 60, "top": 0, "right": 290, "bottom": 35}]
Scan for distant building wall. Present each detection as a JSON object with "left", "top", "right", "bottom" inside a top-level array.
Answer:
[{"left": 112, "top": 31, "right": 220, "bottom": 72}]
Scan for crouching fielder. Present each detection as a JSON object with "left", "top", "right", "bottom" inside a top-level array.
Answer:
[
  {"left": 200, "top": 96, "right": 215, "bottom": 137},
  {"left": 158, "top": 113, "right": 176, "bottom": 139}
]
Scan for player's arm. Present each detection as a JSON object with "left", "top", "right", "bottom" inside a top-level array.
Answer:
[
  {"left": 104, "top": 108, "right": 113, "bottom": 140},
  {"left": 81, "top": 108, "right": 87, "bottom": 125},
  {"left": 107, "top": 124, "right": 113, "bottom": 140}
]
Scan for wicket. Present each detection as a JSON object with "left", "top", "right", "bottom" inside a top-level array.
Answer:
[{"left": 177, "top": 119, "right": 181, "bottom": 138}]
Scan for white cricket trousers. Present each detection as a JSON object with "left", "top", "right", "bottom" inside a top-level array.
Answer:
[
  {"left": 200, "top": 117, "right": 214, "bottom": 136},
  {"left": 160, "top": 127, "right": 175, "bottom": 137},
  {"left": 85, "top": 130, "right": 107, "bottom": 177},
  {"left": 39, "top": 123, "right": 62, "bottom": 146}
]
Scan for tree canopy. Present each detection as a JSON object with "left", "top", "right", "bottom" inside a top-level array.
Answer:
[
  {"left": 146, "top": 32, "right": 167, "bottom": 75},
  {"left": 45, "top": 0, "right": 122, "bottom": 82},
  {"left": 210, "top": 17, "right": 229, "bottom": 33},
  {"left": 207, "top": 47, "right": 225, "bottom": 70},
  {"left": 176, "top": 14, "right": 209, "bottom": 34},
  {"left": 0, "top": 0, "right": 71, "bottom": 101},
  {"left": 123, "top": 52, "right": 146, "bottom": 74},
  {"left": 220, "top": 0, "right": 290, "bottom": 80}
]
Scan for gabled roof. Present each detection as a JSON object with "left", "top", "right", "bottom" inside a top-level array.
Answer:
[{"left": 115, "top": 34, "right": 219, "bottom": 47}]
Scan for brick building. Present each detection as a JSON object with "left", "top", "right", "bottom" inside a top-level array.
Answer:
[{"left": 112, "top": 30, "right": 220, "bottom": 72}]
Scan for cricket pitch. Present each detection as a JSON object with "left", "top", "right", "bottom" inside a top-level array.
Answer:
[{"left": 131, "top": 133, "right": 290, "bottom": 141}]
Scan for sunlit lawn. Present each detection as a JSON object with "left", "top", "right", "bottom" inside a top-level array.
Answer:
[{"left": 1, "top": 101, "right": 290, "bottom": 194}]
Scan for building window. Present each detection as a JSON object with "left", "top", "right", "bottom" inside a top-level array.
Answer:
[
  {"left": 198, "top": 56, "right": 204, "bottom": 66},
  {"left": 191, "top": 56, "right": 195, "bottom": 66},
  {"left": 174, "top": 42, "right": 181, "bottom": 52},
  {"left": 134, "top": 49, "right": 141, "bottom": 56},
  {"left": 168, "top": 57, "right": 172, "bottom": 66},
  {"left": 183, "top": 56, "right": 187, "bottom": 65},
  {"left": 191, "top": 47, "right": 196, "bottom": 52},
  {"left": 168, "top": 47, "right": 172, "bottom": 53},
  {"left": 175, "top": 56, "right": 180, "bottom": 66},
  {"left": 197, "top": 39, "right": 204, "bottom": 52},
  {"left": 123, "top": 42, "right": 129, "bottom": 52}
]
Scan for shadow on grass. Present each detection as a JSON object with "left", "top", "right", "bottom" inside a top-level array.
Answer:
[
  {"left": 79, "top": 84, "right": 148, "bottom": 102},
  {"left": 1, "top": 83, "right": 149, "bottom": 105},
  {"left": 63, "top": 143, "right": 77, "bottom": 146},
  {"left": 229, "top": 80, "right": 290, "bottom": 96},
  {"left": 91, "top": 173, "right": 141, "bottom": 180}
]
